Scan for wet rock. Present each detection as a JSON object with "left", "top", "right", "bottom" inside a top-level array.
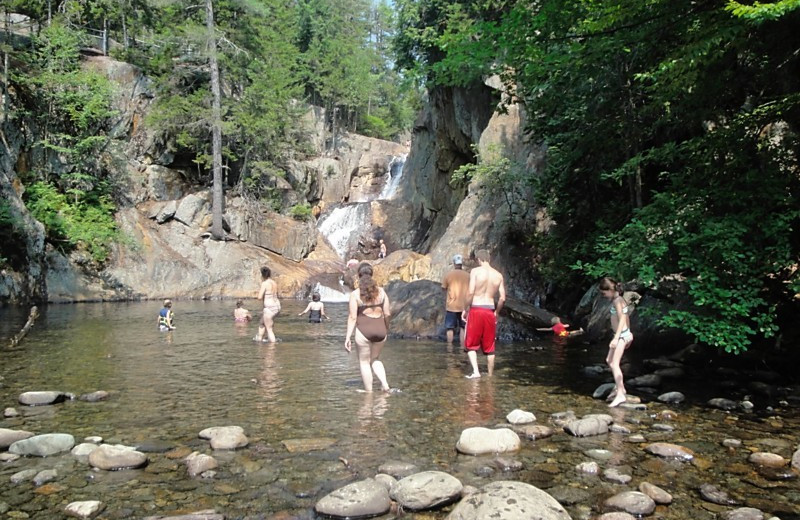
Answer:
[
  {"left": 593, "top": 383, "right": 616, "bottom": 399},
  {"left": 18, "top": 391, "right": 70, "bottom": 406},
  {"left": 185, "top": 452, "right": 218, "bottom": 478},
  {"left": 755, "top": 465, "right": 797, "bottom": 481},
  {"left": 603, "top": 468, "right": 632, "bottom": 484},
  {"left": 166, "top": 446, "right": 193, "bottom": 459},
  {"left": 585, "top": 449, "right": 613, "bottom": 461},
  {"left": 0, "top": 428, "right": 35, "bottom": 449},
  {"left": 65, "top": 501, "right": 105, "bottom": 519},
  {"left": 88, "top": 444, "right": 148, "bottom": 470},
  {"left": 155, "top": 200, "right": 177, "bottom": 223},
  {"left": 644, "top": 442, "right": 694, "bottom": 460},
  {"left": 565, "top": 415, "right": 612, "bottom": 437},
  {"left": 281, "top": 437, "right": 336, "bottom": 453},
  {"left": 473, "top": 465, "right": 494, "bottom": 477},
  {"left": 722, "top": 508, "right": 765, "bottom": 520},
  {"left": 0, "top": 453, "right": 20, "bottom": 462},
  {"left": 549, "top": 411, "right": 577, "bottom": 428},
  {"left": 576, "top": 461, "right": 599, "bottom": 475},
  {"left": 708, "top": 398, "right": 738, "bottom": 411},
  {"left": 390, "top": 471, "right": 463, "bottom": 510},
  {"left": 583, "top": 365, "right": 609, "bottom": 377},
  {"left": 654, "top": 367, "right": 685, "bottom": 378},
  {"left": 610, "top": 424, "right": 631, "bottom": 434},
  {"left": 373, "top": 473, "right": 397, "bottom": 491},
  {"left": 547, "top": 485, "right": 591, "bottom": 506},
  {"left": 135, "top": 440, "right": 174, "bottom": 453},
  {"left": 723, "top": 439, "right": 743, "bottom": 448},
  {"left": 597, "top": 514, "right": 637, "bottom": 520},
  {"left": 739, "top": 401, "right": 754, "bottom": 412},
  {"left": 10, "top": 469, "right": 37, "bottom": 484},
  {"left": 506, "top": 409, "right": 536, "bottom": 424},
  {"left": 4, "top": 408, "right": 19, "bottom": 417},
  {"left": 699, "top": 483, "right": 739, "bottom": 505},
  {"left": 35, "top": 482, "right": 66, "bottom": 495},
  {"left": 71, "top": 443, "right": 100, "bottom": 458},
  {"left": 512, "top": 424, "right": 555, "bottom": 440},
  {"left": 627, "top": 374, "right": 662, "bottom": 387},
  {"left": 78, "top": 391, "right": 109, "bottom": 402},
  {"left": 658, "top": 391, "right": 685, "bottom": 404},
  {"left": 493, "top": 457, "right": 523, "bottom": 472},
  {"left": 604, "top": 491, "right": 656, "bottom": 515},
  {"left": 639, "top": 482, "right": 672, "bottom": 504},
  {"left": 315, "top": 478, "right": 391, "bottom": 519},
  {"left": 9, "top": 433, "right": 75, "bottom": 457},
  {"left": 377, "top": 461, "right": 418, "bottom": 479},
  {"left": 618, "top": 402, "right": 647, "bottom": 411},
  {"left": 792, "top": 448, "right": 800, "bottom": 471},
  {"left": 455, "top": 427, "right": 520, "bottom": 455},
  {"left": 33, "top": 469, "right": 57, "bottom": 486},
  {"left": 142, "top": 510, "right": 223, "bottom": 520},
  {"left": 748, "top": 452, "right": 786, "bottom": 468},
  {"left": 645, "top": 357, "right": 684, "bottom": 368},
  {"left": 460, "top": 485, "right": 478, "bottom": 498},
  {"left": 446, "top": 480, "right": 571, "bottom": 520},
  {"left": 657, "top": 409, "right": 678, "bottom": 420},
  {"left": 628, "top": 434, "right": 646, "bottom": 443},
  {"left": 652, "top": 424, "right": 674, "bottom": 432},
  {"left": 198, "top": 426, "right": 248, "bottom": 450}
]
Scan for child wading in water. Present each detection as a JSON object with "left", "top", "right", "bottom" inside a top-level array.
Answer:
[
  {"left": 157, "top": 299, "right": 176, "bottom": 331},
  {"left": 299, "top": 293, "right": 329, "bottom": 323},
  {"left": 234, "top": 300, "right": 252, "bottom": 323},
  {"left": 600, "top": 277, "right": 633, "bottom": 407},
  {"left": 537, "top": 316, "right": 583, "bottom": 337}
]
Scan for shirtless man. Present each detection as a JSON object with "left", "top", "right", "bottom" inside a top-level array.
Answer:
[{"left": 462, "top": 249, "right": 506, "bottom": 378}]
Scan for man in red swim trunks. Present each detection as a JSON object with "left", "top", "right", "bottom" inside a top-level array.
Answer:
[{"left": 462, "top": 249, "right": 506, "bottom": 378}]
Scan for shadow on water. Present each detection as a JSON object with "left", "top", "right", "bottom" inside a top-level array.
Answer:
[{"left": 0, "top": 300, "right": 798, "bottom": 519}]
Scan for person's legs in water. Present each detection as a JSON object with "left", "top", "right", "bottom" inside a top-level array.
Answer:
[
  {"left": 355, "top": 330, "right": 374, "bottom": 391},
  {"left": 607, "top": 335, "right": 632, "bottom": 407},
  {"left": 487, "top": 354, "right": 495, "bottom": 377},
  {"left": 466, "top": 350, "right": 481, "bottom": 378},
  {"left": 369, "top": 341, "right": 390, "bottom": 392},
  {"left": 446, "top": 328, "right": 455, "bottom": 344},
  {"left": 262, "top": 311, "right": 277, "bottom": 343}
]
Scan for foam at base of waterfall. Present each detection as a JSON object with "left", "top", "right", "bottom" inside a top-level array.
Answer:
[{"left": 314, "top": 282, "right": 350, "bottom": 303}]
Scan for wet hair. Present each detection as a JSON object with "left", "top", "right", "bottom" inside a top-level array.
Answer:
[
  {"left": 163, "top": 299, "right": 172, "bottom": 308},
  {"left": 550, "top": 316, "right": 561, "bottom": 325},
  {"left": 359, "top": 274, "right": 380, "bottom": 303},
  {"left": 475, "top": 249, "right": 490, "bottom": 262},
  {"left": 236, "top": 300, "right": 243, "bottom": 308},
  {"left": 598, "top": 277, "right": 624, "bottom": 296},
  {"left": 357, "top": 262, "right": 373, "bottom": 278},
  {"left": 260, "top": 266, "right": 271, "bottom": 279},
  {"left": 312, "top": 293, "right": 321, "bottom": 302}
]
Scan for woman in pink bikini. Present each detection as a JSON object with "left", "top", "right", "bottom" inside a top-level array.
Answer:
[
  {"left": 234, "top": 300, "right": 252, "bottom": 323},
  {"left": 256, "top": 266, "right": 280, "bottom": 343},
  {"left": 600, "top": 277, "right": 633, "bottom": 407}
]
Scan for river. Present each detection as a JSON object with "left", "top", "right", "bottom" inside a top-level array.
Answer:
[{"left": 0, "top": 301, "right": 798, "bottom": 519}]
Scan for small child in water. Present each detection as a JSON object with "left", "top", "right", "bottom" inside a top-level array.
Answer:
[
  {"left": 234, "top": 300, "right": 252, "bottom": 323},
  {"left": 298, "top": 293, "right": 329, "bottom": 323},
  {"left": 158, "top": 299, "right": 176, "bottom": 331},
  {"left": 537, "top": 316, "right": 582, "bottom": 337}
]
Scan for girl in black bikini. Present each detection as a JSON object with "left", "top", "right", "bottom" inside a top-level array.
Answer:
[{"left": 344, "top": 263, "right": 392, "bottom": 392}]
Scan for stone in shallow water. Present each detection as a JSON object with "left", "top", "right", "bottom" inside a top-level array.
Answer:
[
  {"left": 79, "top": 391, "right": 109, "bottom": 402},
  {"left": 141, "top": 510, "right": 223, "bottom": 520},
  {"left": 10, "top": 469, "right": 37, "bottom": 484},
  {"left": 512, "top": 424, "right": 555, "bottom": 440},
  {"left": 603, "top": 468, "right": 632, "bottom": 484},
  {"left": 71, "top": 443, "right": 99, "bottom": 458},
  {"left": 658, "top": 391, "right": 685, "bottom": 404},
  {"left": 610, "top": 424, "right": 631, "bottom": 434},
  {"left": 793, "top": 448, "right": 800, "bottom": 471},
  {"left": 390, "top": 471, "right": 463, "bottom": 510},
  {"left": 546, "top": 485, "right": 591, "bottom": 506},
  {"left": 549, "top": 411, "right": 577, "bottom": 428},
  {"left": 0, "top": 453, "right": 20, "bottom": 462},
  {"left": 377, "top": 461, "right": 418, "bottom": 479},
  {"left": 373, "top": 473, "right": 397, "bottom": 491},
  {"left": 708, "top": 398, "right": 738, "bottom": 410},
  {"left": 652, "top": 423, "right": 674, "bottom": 432},
  {"left": 604, "top": 491, "right": 656, "bottom": 515},
  {"left": 644, "top": 442, "right": 694, "bottom": 460},
  {"left": 493, "top": 457, "right": 523, "bottom": 472},
  {"left": 33, "top": 469, "right": 57, "bottom": 486},
  {"left": 723, "top": 439, "right": 743, "bottom": 448},
  {"left": 699, "top": 483, "right": 739, "bottom": 505},
  {"left": 65, "top": 501, "right": 105, "bottom": 519},
  {"left": 88, "top": 444, "right": 148, "bottom": 470},
  {"left": 4, "top": 407, "right": 19, "bottom": 417},
  {"left": 9, "top": 433, "right": 75, "bottom": 457},
  {"left": 597, "top": 514, "right": 637, "bottom": 520},
  {"left": 748, "top": 452, "right": 786, "bottom": 468},
  {"left": 506, "top": 409, "right": 536, "bottom": 424},
  {"left": 627, "top": 374, "right": 662, "bottom": 387},
  {"left": 18, "top": 391, "right": 70, "bottom": 406},
  {"left": 198, "top": 426, "right": 248, "bottom": 450},
  {"left": 0, "top": 428, "right": 34, "bottom": 449},
  {"left": 722, "top": 507, "right": 764, "bottom": 520},
  {"left": 593, "top": 383, "right": 616, "bottom": 399},
  {"left": 281, "top": 438, "right": 337, "bottom": 453},
  {"left": 315, "top": 478, "right": 391, "bottom": 519},
  {"left": 585, "top": 449, "right": 613, "bottom": 461},
  {"left": 185, "top": 452, "right": 218, "bottom": 478},
  {"left": 565, "top": 416, "right": 611, "bottom": 437},
  {"left": 446, "top": 480, "right": 571, "bottom": 520},
  {"left": 576, "top": 461, "right": 599, "bottom": 475},
  {"left": 455, "top": 427, "right": 520, "bottom": 455},
  {"left": 639, "top": 482, "right": 672, "bottom": 504}
]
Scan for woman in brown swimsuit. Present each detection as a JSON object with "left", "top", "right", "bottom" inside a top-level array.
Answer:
[{"left": 345, "top": 263, "right": 392, "bottom": 392}]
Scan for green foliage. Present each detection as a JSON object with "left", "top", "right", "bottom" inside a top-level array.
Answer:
[
  {"left": 25, "top": 182, "right": 121, "bottom": 264},
  {"left": 289, "top": 202, "right": 313, "bottom": 221}
]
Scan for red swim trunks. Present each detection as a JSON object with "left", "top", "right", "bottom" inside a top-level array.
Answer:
[{"left": 464, "top": 307, "right": 496, "bottom": 355}]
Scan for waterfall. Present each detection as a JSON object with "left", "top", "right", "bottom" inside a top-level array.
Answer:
[
  {"left": 313, "top": 282, "right": 350, "bottom": 302},
  {"left": 317, "top": 203, "right": 371, "bottom": 259},
  {"left": 378, "top": 153, "right": 407, "bottom": 200}
]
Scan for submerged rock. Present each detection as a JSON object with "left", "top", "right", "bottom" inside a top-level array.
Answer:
[
  {"left": 597, "top": 514, "right": 637, "bottom": 520},
  {"left": 506, "top": 409, "right": 536, "bottom": 424},
  {"left": 722, "top": 507, "right": 765, "bottom": 520},
  {"left": 141, "top": 510, "right": 224, "bottom": 520},
  {"left": 446, "top": 481, "right": 571, "bottom": 520},
  {"left": 627, "top": 374, "right": 662, "bottom": 388},
  {"left": 748, "top": 452, "right": 786, "bottom": 468},
  {"left": 71, "top": 443, "right": 99, "bottom": 458},
  {"left": 10, "top": 469, "right": 37, "bottom": 484},
  {"left": 603, "top": 468, "right": 632, "bottom": 484},
  {"left": 593, "top": 383, "right": 616, "bottom": 400},
  {"left": 639, "top": 482, "right": 672, "bottom": 504},
  {"left": 604, "top": 491, "right": 656, "bottom": 516},
  {"left": 198, "top": 426, "right": 248, "bottom": 450},
  {"left": 699, "top": 483, "right": 739, "bottom": 505},
  {"left": 281, "top": 437, "right": 336, "bottom": 453},
  {"left": 3, "top": 407, "right": 19, "bottom": 417},
  {"left": 390, "top": 471, "right": 463, "bottom": 510},
  {"left": 456, "top": 427, "right": 520, "bottom": 455},
  {"left": 79, "top": 391, "right": 110, "bottom": 402},
  {"left": 33, "top": 469, "right": 58, "bottom": 486},
  {"left": 792, "top": 447, "right": 800, "bottom": 471},
  {"left": 0, "top": 428, "right": 35, "bottom": 450},
  {"left": 64, "top": 501, "right": 105, "bottom": 519},
  {"left": 658, "top": 391, "right": 685, "bottom": 404},
  {"left": 315, "top": 478, "right": 391, "bottom": 519},
  {"left": 512, "top": 424, "right": 554, "bottom": 440},
  {"left": 565, "top": 415, "right": 612, "bottom": 437},
  {"left": 708, "top": 398, "right": 738, "bottom": 411},
  {"left": 644, "top": 442, "right": 694, "bottom": 460},
  {"left": 9, "top": 433, "right": 75, "bottom": 457},
  {"left": 185, "top": 452, "right": 218, "bottom": 478},
  {"left": 18, "top": 391, "right": 71, "bottom": 406},
  {"left": 576, "top": 461, "right": 599, "bottom": 475},
  {"left": 377, "top": 461, "right": 418, "bottom": 479}
]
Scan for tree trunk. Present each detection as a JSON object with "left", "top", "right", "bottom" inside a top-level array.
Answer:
[
  {"left": 206, "top": 0, "right": 224, "bottom": 240},
  {"left": 3, "top": 10, "right": 8, "bottom": 125}
]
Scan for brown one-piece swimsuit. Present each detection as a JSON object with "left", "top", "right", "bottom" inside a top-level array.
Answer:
[{"left": 356, "top": 298, "right": 388, "bottom": 342}]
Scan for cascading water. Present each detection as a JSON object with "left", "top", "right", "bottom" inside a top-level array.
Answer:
[
  {"left": 312, "top": 281, "right": 350, "bottom": 302},
  {"left": 317, "top": 154, "right": 407, "bottom": 260}
]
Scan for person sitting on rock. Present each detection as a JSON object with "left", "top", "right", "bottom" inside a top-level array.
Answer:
[{"left": 299, "top": 293, "right": 329, "bottom": 323}]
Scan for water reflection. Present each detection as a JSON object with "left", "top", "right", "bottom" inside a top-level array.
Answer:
[{"left": 462, "top": 378, "right": 496, "bottom": 426}]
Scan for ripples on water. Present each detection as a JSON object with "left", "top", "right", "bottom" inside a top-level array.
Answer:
[{"left": 1, "top": 301, "right": 799, "bottom": 519}]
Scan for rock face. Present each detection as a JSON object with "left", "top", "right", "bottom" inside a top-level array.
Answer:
[
  {"left": 88, "top": 444, "right": 148, "bottom": 470},
  {"left": 456, "top": 427, "right": 521, "bottom": 455},
  {"left": 315, "top": 478, "right": 391, "bottom": 519},
  {"left": 390, "top": 471, "right": 463, "bottom": 510},
  {"left": 9, "top": 433, "right": 75, "bottom": 457},
  {"left": 386, "top": 280, "right": 446, "bottom": 338},
  {"left": 446, "top": 481, "right": 571, "bottom": 520}
]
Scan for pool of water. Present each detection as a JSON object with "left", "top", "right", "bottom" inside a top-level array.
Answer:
[{"left": 1, "top": 301, "right": 799, "bottom": 519}]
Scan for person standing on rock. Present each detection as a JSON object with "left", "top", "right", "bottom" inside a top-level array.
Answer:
[
  {"left": 600, "top": 277, "right": 633, "bottom": 407},
  {"left": 378, "top": 239, "right": 387, "bottom": 259},
  {"left": 462, "top": 249, "right": 505, "bottom": 378},
  {"left": 441, "top": 254, "right": 470, "bottom": 345},
  {"left": 256, "top": 266, "right": 280, "bottom": 343},
  {"left": 344, "top": 263, "right": 394, "bottom": 393}
]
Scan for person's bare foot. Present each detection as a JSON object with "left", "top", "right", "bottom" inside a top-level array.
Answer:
[
  {"left": 606, "top": 390, "right": 617, "bottom": 402},
  {"left": 608, "top": 393, "right": 627, "bottom": 407}
]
